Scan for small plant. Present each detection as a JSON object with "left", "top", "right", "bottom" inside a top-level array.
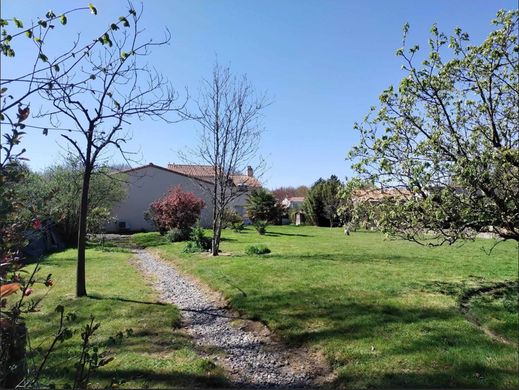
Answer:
[
  {"left": 190, "top": 222, "right": 211, "bottom": 250},
  {"left": 223, "top": 208, "right": 244, "bottom": 232},
  {"left": 182, "top": 222, "right": 211, "bottom": 253},
  {"left": 245, "top": 244, "right": 271, "bottom": 255},
  {"left": 231, "top": 222, "right": 245, "bottom": 232},
  {"left": 253, "top": 220, "right": 268, "bottom": 235},
  {"left": 166, "top": 228, "right": 189, "bottom": 243}
]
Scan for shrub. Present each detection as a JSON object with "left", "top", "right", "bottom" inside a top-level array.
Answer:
[
  {"left": 189, "top": 222, "right": 211, "bottom": 250},
  {"left": 245, "top": 244, "right": 271, "bottom": 255},
  {"left": 166, "top": 228, "right": 190, "bottom": 243},
  {"left": 253, "top": 220, "right": 268, "bottom": 235},
  {"left": 182, "top": 223, "right": 211, "bottom": 253},
  {"left": 223, "top": 208, "right": 242, "bottom": 226},
  {"left": 231, "top": 222, "right": 245, "bottom": 232},
  {"left": 182, "top": 241, "right": 200, "bottom": 253},
  {"left": 246, "top": 188, "right": 281, "bottom": 224},
  {"left": 148, "top": 186, "right": 205, "bottom": 234}
]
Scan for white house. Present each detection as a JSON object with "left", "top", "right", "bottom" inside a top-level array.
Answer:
[{"left": 106, "top": 163, "right": 260, "bottom": 232}]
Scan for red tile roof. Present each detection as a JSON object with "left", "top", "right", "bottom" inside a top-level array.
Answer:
[
  {"left": 352, "top": 188, "right": 411, "bottom": 203},
  {"left": 168, "top": 164, "right": 261, "bottom": 188}
]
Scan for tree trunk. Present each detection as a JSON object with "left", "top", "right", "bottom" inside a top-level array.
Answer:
[
  {"left": 76, "top": 164, "right": 92, "bottom": 297},
  {"left": 211, "top": 217, "right": 219, "bottom": 256}
]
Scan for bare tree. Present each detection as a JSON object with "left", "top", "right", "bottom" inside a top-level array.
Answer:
[
  {"left": 180, "top": 62, "right": 268, "bottom": 256},
  {"left": 36, "top": 4, "right": 180, "bottom": 296}
]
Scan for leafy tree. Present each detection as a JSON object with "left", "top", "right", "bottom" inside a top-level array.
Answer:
[
  {"left": 349, "top": 10, "right": 519, "bottom": 244},
  {"left": 303, "top": 176, "right": 342, "bottom": 227},
  {"left": 35, "top": 5, "right": 178, "bottom": 297},
  {"left": 246, "top": 188, "right": 280, "bottom": 227},
  {"left": 148, "top": 186, "right": 205, "bottom": 236},
  {"left": 17, "top": 157, "right": 126, "bottom": 245},
  {"left": 179, "top": 62, "right": 268, "bottom": 255}
]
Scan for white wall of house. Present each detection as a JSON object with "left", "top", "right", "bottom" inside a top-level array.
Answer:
[{"left": 106, "top": 164, "right": 250, "bottom": 232}]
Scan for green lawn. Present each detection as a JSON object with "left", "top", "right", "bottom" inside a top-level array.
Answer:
[
  {"left": 22, "top": 248, "right": 226, "bottom": 389},
  {"left": 139, "top": 225, "right": 518, "bottom": 389}
]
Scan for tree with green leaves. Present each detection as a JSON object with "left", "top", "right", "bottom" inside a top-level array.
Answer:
[
  {"left": 303, "top": 175, "right": 342, "bottom": 227},
  {"left": 349, "top": 10, "right": 518, "bottom": 244},
  {"left": 36, "top": 6, "right": 178, "bottom": 297},
  {"left": 2, "top": 3, "right": 180, "bottom": 296},
  {"left": 246, "top": 188, "right": 280, "bottom": 229},
  {"left": 17, "top": 156, "right": 126, "bottom": 245}
]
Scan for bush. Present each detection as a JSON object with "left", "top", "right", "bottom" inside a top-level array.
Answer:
[
  {"left": 166, "top": 228, "right": 190, "bottom": 243},
  {"left": 189, "top": 223, "right": 211, "bottom": 250},
  {"left": 223, "top": 208, "right": 242, "bottom": 226},
  {"left": 148, "top": 186, "right": 205, "bottom": 234},
  {"left": 182, "top": 223, "right": 211, "bottom": 253},
  {"left": 231, "top": 222, "right": 245, "bottom": 232},
  {"left": 245, "top": 244, "right": 271, "bottom": 255},
  {"left": 253, "top": 220, "right": 268, "bottom": 235},
  {"left": 246, "top": 188, "right": 281, "bottom": 224},
  {"left": 182, "top": 241, "right": 201, "bottom": 253}
]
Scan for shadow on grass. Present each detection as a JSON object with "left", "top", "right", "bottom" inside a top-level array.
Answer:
[
  {"left": 264, "top": 231, "right": 313, "bottom": 237},
  {"left": 228, "top": 286, "right": 517, "bottom": 388},
  {"left": 87, "top": 293, "right": 167, "bottom": 306},
  {"left": 94, "top": 368, "right": 228, "bottom": 388}
]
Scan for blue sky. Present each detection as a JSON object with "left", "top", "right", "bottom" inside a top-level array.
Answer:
[{"left": 2, "top": 0, "right": 516, "bottom": 188}]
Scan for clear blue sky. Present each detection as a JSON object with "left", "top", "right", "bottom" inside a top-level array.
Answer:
[{"left": 2, "top": 0, "right": 515, "bottom": 188}]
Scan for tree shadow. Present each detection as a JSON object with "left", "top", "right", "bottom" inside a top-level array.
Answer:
[
  {"left": 227, "top": 286, "right": 518, "bottom": 388},
  {"left": 264, "top": 232, "right": 312, "bottom": 237},
  {"left": 87, "top": 293, "right": 167, "bottom": 306}
]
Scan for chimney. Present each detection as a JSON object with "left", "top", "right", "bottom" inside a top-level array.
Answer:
[{"left": 247, "top": 166, "right": 253, "bottom": 177}]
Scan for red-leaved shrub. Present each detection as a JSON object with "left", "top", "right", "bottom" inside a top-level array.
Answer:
[{"left": 148, "top": 186, "right": 205, "bottom": 234}]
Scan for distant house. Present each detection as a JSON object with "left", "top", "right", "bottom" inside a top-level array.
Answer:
[
  {"left": 280, "top": 196, "right": 305, "bottom": 225},
  {"left": 280, "top": 196, "right": 305, "bottom": 210},
  {"left": 106, "top": 163, "right": 261, "bottom": 232},
  {"left": 351, "top": 188, "right": 411, "bottom": 204}
]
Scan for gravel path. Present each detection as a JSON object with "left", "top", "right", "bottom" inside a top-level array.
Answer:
[{"left": 132, "top": 249, "right": 329, "bottom": 388}]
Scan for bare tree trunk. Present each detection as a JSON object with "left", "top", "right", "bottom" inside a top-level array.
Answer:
[
  {"left": 211, "top": 214, "right": 219, "bottom": 256},
  {"left": 76, "top": 160, "right": 92, "bottom": 297}
]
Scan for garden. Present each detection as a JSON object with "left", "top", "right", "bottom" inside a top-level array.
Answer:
[{"left": 20, "top": 225, "right": 517, "bottom": 388}]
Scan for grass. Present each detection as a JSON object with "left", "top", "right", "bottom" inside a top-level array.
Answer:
[
  {"left": 132, "top": 232, "right": 168, "bottom": 248},
  {"left": 138, "top": 225, "right": 518, "bottom": 389},
  {"left": 22, "top": 248, "right": 226, "bottom": 389}
]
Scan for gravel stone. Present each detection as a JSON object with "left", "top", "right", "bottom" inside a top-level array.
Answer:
[{"left": 132, "top": 249, "right": 320, "bottom": 388}]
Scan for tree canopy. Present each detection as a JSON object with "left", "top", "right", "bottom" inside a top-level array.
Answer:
[{"left": 349, "top": 10, "right": 519, "bottom": 244}]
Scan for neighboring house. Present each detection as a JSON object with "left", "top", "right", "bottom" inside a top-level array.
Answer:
[
  {"left": 280, "top": 196, "right": 305, "bottom": 225},
  {"left": 351, "top": 188, "right": 411, "bottom": 204},
  {"left": 106, "top": 163, "right": 261, "bottom": 232},
  {"left": 280, "top": 196, "right": 305, "bottom": 210}
]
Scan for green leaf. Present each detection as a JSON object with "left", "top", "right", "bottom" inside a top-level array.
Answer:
[
  {"left": 110, "top": 23, "right": 119, "bottom": 31},
  {"left": 120, "top": 51, "right": 128, "bottom": 60},
  {"left": 129, "top": 8, "right": 136, "bottom": 16},
  {"left": 60, "top": 14, "right": 67, "bottom": 25},
  {"left": 88, "top": 3, "right": 98, "bottom": 15},
  {"left": 38, "top": 20, "right": 48, "bottom": 28},
  {"left": 39, "top": 53, "right": 48, "bottom": 62},
  {"left": 53, "top": 64, "right": 60, "bottom": 72},
  {"left": 0, "top": 87, "right": 7, "bottom": 96},
  {"left": 43, "top": 128, "right": 48, "bottom": 136},
  {"left": 46, "top": 10, "right": 56, "bottom": 19},
  {"left": 0, "top": 19, "right": 8, "bottom": 27},
  {"left": 25, "top": 30, "right": 33, "bottom": 38},
  {"left": 13, "top": 17, "right": 23, "bottom": 28},
  {"left": 118, "top": 16, "right": 129, "bottom": 27}
]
